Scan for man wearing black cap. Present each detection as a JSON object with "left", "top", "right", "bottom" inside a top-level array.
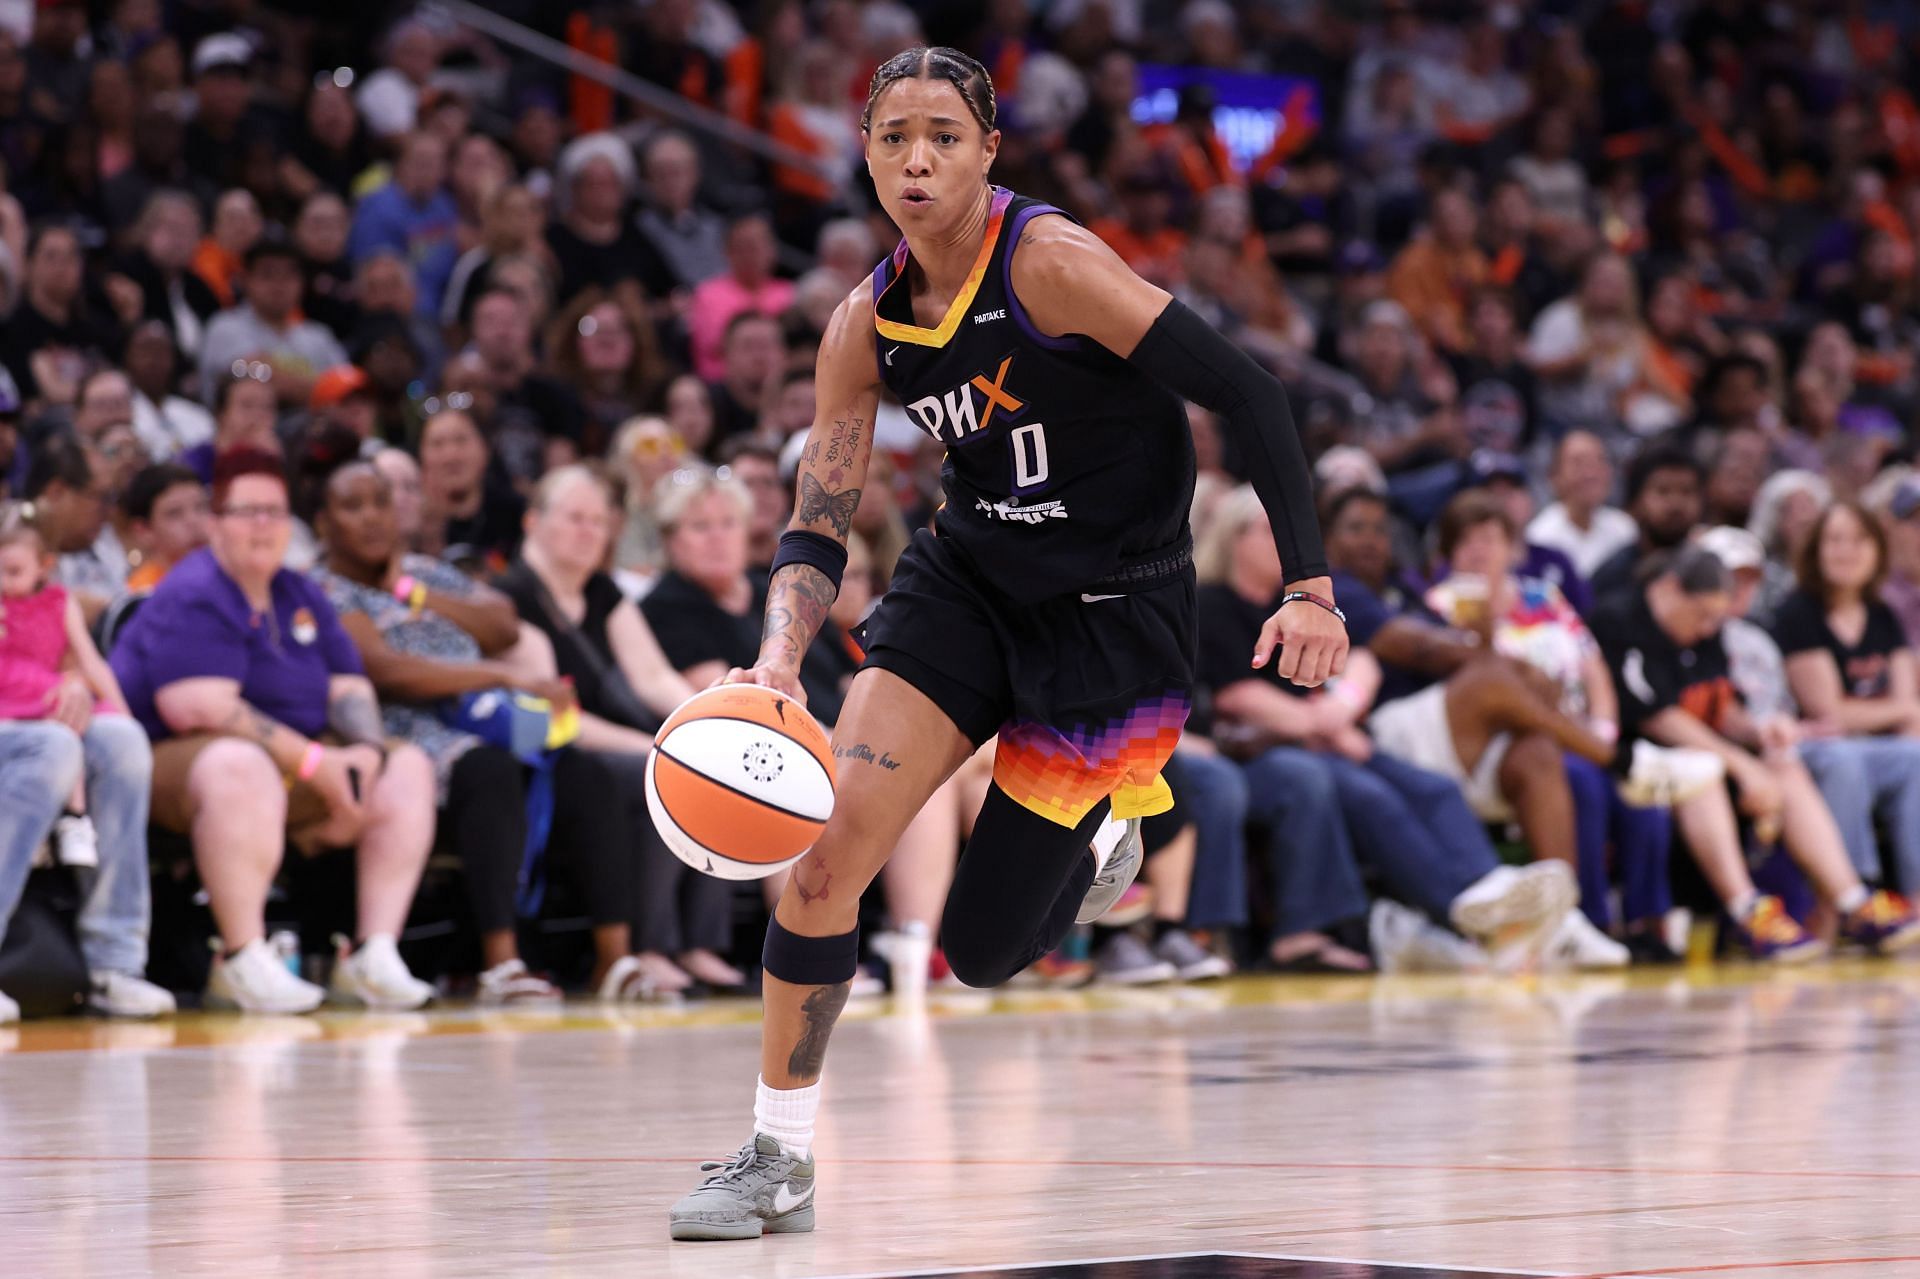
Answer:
[
  {"left": 184, "top": 33, "right": 272, "bottom": 194},
  {"left": 198, "top": 241, "right": 348, "bottom": 405}
]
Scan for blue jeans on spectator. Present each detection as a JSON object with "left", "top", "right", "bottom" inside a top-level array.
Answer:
[
  {"left": 0, "top": 718, "right": 154, "bottom": 977},
  {"left": 1800, "top": 735, "right": 1920, "bottom": 893},
  {"left": 1165, "top": 749, "right": 1249, "bottom": 931},
  {"left": 1563, "top": 753, "right": 1672, "bottom": 930},
  {"left": 1240, "top": 746, "right": 1496, "bottom": 939}
]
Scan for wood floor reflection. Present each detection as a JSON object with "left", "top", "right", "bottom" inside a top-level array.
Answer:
[{"left": 2, "top": 964, "right": 1917, "bottom": 1278}]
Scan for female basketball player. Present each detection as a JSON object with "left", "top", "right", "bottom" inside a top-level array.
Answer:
[{"left": 670, "top": 48, "right": 1348, "bottom": 1240}]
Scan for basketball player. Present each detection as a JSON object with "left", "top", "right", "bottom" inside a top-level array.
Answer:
[{"left": 671, "top": 48, "right": 1347, "bottom": 1240}]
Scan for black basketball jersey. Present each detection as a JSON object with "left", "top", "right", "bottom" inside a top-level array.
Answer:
[{"left": 871, "top": 187, "right": 1195, "bottom": 605}]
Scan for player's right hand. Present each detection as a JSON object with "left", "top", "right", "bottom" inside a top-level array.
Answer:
[{"left": 718, "top": 661, "right": 808, "bottom": 705}]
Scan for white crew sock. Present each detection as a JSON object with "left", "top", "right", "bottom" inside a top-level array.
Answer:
[
  {"left": 1729, "top": 891, "right": 1758, "bottom": 921},
  {"left": 755, "top": 1075, "right": 821, "bottom": 1159},
  {"left": 1836, "top": 884, "right": 1870, "bottom": 914}
]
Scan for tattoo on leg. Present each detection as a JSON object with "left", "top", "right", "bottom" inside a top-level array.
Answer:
[
  {"left": 833, "top": 742, "right": 902, "bottom": 770},
  {"left": 794, "top": 866, "right": 833, "bottom": 904},
  {"left": 786, "top": 981, "right": 851, "bottom": 1079}
]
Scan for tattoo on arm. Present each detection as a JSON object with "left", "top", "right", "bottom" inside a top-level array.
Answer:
[
  {"left": 785, "top": 980, "right": 851, "bottom": 1080},
  {"left": 794, "top": 865, "right": 833, "bottom": 904},
  {"left": 796, "top": 473, "right": 861, "bottom": 537},
  {"left": 833, "top": 742, "right": 901, "bottom": 770},
  {"left": 327, "top": 691, "right": 385, "bottom": 746},
  {"left": 218, "top": 700, "right": 285, "bottom": 748},
  {"left": 760, "top": 565, "right": 837, "bottom": 672}
]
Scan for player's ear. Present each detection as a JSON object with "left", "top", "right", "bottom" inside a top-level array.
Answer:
[{"left": 981, "top": 127, "right": 1000, "bottom": 176}]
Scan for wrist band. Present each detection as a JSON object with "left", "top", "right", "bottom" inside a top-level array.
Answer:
[
  {"left": 391, "top": 574, "right": 416, "bottom": 604},
  {"left": 1279, "top": 590, "right": 1346, "bottom": 624},
  {"left": 407, "top": 582, "right": 428, "bottom": 617},
  {"left": 770, "top": 528, "right": 848, "bottom": 593},
  {"left": 296, "top": 741, "right": 325, "bottom": 782}
]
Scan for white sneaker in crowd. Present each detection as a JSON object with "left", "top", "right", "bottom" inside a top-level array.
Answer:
[
  {"left": 1618, "top": 741, "right": 1725, "bottom": 808},
  {"left": 0, "top": 989, "right": 18, "bottom": 1024},
  {"left": 1369, "top": 899, "right": 1491, "bottom": 974},
  {"left": 89, "top": 971, "right": 177, "bottom": 1018},
  {"left": 329, "top": 934, "right": 435, "bottom": 1010},
  {"left": 207, "top": 939, "right": 326, "bottom": 1014},
  {"left": 476, "top": 958, "right": 564, "bottom": 1007},
  {"left": 1541, "top": 910, "right": 1632, "bottom": 971},
  {"left": 53, "top": 813, "right": 99, "bottom": 869},
  {"left": 1449, "top": 861, "right": 1578, "bottom": 940}
]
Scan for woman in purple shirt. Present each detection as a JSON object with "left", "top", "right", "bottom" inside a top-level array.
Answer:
[{"left": 111, "top": 449, "right": 440, "bottom": 1014}]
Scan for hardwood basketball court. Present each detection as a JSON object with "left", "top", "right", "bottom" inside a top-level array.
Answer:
[{"left": 3, "top": 964, "right": 1916, "bottom": 1278}]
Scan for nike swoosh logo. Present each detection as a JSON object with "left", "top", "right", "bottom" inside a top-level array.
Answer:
[
  {"left": 1080, "top": 593, "right": 1126, "bottom": 604},
  {"left": 770, "top": 1183, "right": 812, "bottom": 1214},
  {"left": 885, "top": 346, "right": 900, "bottom": 367}
]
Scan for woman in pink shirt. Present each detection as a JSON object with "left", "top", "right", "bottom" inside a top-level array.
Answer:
[{"left": 688, "top": 214, "right": 796, "bottom": 380}]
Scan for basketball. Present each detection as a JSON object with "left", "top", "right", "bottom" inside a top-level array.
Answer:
[{"left": 644, "top": 683, "right": 837, "bottom": 881}]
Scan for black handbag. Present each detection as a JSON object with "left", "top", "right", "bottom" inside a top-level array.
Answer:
[
  {"left": 0, "top": 867, "right": 91, "bottom": 1018},
  {"left": 525, "top": 574, "right": 663, "bottom": 735}
]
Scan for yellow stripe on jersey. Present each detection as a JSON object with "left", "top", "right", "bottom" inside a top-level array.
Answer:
[{"left": 874, "top": 188, "right": 1014, "bottom": 349}]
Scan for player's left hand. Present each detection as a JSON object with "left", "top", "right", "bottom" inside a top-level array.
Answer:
[{"left": 1254, "top": 583, "right": 1349, "bottom": 688}]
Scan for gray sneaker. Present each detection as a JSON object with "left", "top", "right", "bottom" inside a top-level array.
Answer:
[
  {"left": 1152, "top": 928, "right": 1232, "bottom": 981},
  {"left": 1094, "top": 931, "right": 1176, "bottom": 985},
  {"left": 1077, "top": 816, "right": 1144, "bottom": 925},
  {"left": 669, "top": 1133, "right": 816, "bottom": 1241}
]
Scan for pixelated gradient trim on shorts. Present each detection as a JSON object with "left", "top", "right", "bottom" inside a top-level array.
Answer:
[{"left": 993, "top": 690, "right": 1191, "bottom": 828}]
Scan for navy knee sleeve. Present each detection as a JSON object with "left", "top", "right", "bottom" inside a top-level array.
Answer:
[{"left": 763, "top": 916, "right": 860, "bottom": 986}]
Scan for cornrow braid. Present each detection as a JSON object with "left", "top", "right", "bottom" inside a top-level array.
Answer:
[{"left": 861, "top": 46, "right": 997, "bottom": 134}]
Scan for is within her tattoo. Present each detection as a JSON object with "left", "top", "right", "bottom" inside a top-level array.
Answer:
[
  {"left": 787, "top": 981, "right": 851, "bottom": 1079},
  {"left": 797, "top": 473, "right": 861, "bottom": 537}
]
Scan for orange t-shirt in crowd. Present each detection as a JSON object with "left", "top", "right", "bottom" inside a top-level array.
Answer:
[{"left": 1089, "top": 219, "right": 1188, "bottom": 289}]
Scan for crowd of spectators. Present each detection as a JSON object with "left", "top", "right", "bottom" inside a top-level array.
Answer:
[{"left": 8, "top": 0, "right": 1920, "bottom": 1018}]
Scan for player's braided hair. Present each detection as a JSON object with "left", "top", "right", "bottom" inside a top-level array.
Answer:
[{"left": 861, "top": 46, "right": 997, "bottom": 135}]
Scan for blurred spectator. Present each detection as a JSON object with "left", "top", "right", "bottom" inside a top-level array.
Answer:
[
  {"left": 766, "top": 42, "right": 863, "bottom": 235},
  {"left": 708, "top": 311, "right": 785, "bottom": 445},
  {"left": 1589, "top": 445, "right": 1706, "bottom": 604},
  {"left": 1528, "top": 252, "right": 1684, "bottom": 438},
  {"left": 356, "top": 18, "right": 442, "bottom": 141},
  {"left": 1508, "top": 107, "right": 1588, "bottom": 230},
  {"left": 124, "top": 320, "right": 214, "bottom": 461},
  {"left": 283, "top": 79, "right": 372, "bottom": 210},
  {"left": 347, "top": 132, "right": 458, "bottom": 320},
  {"left": 109, "top": 190, "right": 217, "bottom": 359},
  {"left": 689, "top": 214, "right": 795, "bottom": 382},
  {"left": 352, "top": 252, "right": 444, "bottom": 389},
  {"left": 121, "top": 461, "right": 208, "bottom": 591},
  {"left": 182, "top": 374, "right": 279, "bottom": 484},
  {"left": 546, "top": 289, "right": 667, "bottom": 451},
  {"left": 546, "top": 133, "right": 673, "bottom": 311},
  {"left": 1700, "top": 424, "right": 1770, "bottom": 529},
  {"left": 27, "top": 437, "right": 114, "bottom": 620},
  {"left": 464, "top": 287, "right": 584, "bottom": 484},
  {"left": 416, "top": 407, "right": 522, "bottom": 566},
  {"left": 663, "top": 372, "right": 718, "bottom": 460},
  {"left": 497, "top": 466, "right": 732, "bottom": 996},
  {"left": 1090, "top": 170, "right": 1187, "bottom": 291},
  {"left": 442, "top": 184, "right": 547, "bottom": 332},
  {"left": 1447, "top": 289, "right": 1536, "bottom": 455},
  {"left": 1879, "top": 483, "right": 1920, "bottom": 646},
  {"left": 608, "top": 415, "right": 686, "bottom": 581},
  {"left": 0, "top": 508, "right": 170, "bottom": 1020},
  {"left": 717, "top": 438, "right": 788, "bottom": 571},
  {"left": 183, "top": 34, "right": 270, "bottom": 197},
  {"left": 1528, "top": 430, "right": 1637, "bottom": 580},
  {"left": 2, "top": 224, "right": 116, "bottom": 407},
  {"left": 292, "top": 192, "right": 357, "bottom": 344},
  {"left": 190, "top": 187, "right": 261, "bottom": 309},
  {"left": 108, "top": 449, "right": 439, "bottom": 1013},
  {"left": 635, "top": 131, "right": 728, "bottom": 291},
  {"left": 1747, "top": 468, "right": 1832, "bottom": 625},
  {"left": 198, "top": 241, "right": 348, "bottom": 406},
  {"left": 1387, "top": 186, "right": 1487, "bottom": 355},
  {"left": 1774, "top": 502, "right": 1920, "bottom": 897}
]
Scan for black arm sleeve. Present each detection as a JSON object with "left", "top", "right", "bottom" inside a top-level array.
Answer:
[{"left": 1126, "top": 299, "right": 1327, "bottom": 580}]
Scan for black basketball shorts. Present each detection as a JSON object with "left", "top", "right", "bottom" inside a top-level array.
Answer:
[{"left": 858, "top": 529, "right": 1195, "bottom": 829}]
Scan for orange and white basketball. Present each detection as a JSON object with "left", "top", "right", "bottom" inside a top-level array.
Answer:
[{"left": 644, "top": 683, "right": 837, "bottom": 880}]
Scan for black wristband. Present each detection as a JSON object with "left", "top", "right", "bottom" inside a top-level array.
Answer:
[
  {"left": 770, "top": 528, "right": 848, "bottom": 593},
  {"left": 1279, "top": 590, "right": 1346, "bottom": 624}
]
